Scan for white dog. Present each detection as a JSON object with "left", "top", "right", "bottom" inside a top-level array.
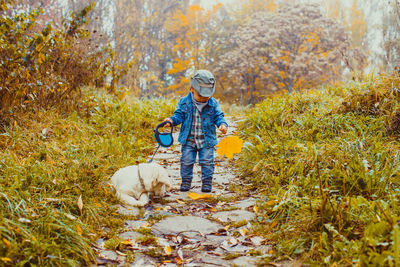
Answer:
[{"left": 111, "top": 162, "right": 171, "bottom": 207}]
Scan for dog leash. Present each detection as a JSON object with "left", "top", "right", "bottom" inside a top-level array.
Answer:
[
  {"left": 147, "top": 121, "right": 174, "bottom": 163},
  {"left": 147, "top": 145, "right": 161, "bottom": 163}
]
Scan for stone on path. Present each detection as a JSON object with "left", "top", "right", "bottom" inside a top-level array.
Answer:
[
  {"left": 115, "top": 205, "right": 140, "bottom": 216},
  {"left": 123, "top": 220, "right": 148, "bottom": 230},
  {"left": 231, "top": 256, "right": 261, "bottom": 267},
  {"left": 190, "top": 252, "right": 232, "bottom": 266},
  {"left": 230, "top": 198, "right": 256, "bottom": 210},
  {"left": 118, "top": 231, "right": 143, "bottom": 241},
  {"left": 96, "top": 250, "right": 123, "bottom": 265},
  {"left": 212, "top": 210, "right": 255, "bottom": 223},
  {"left": 130, "top": 253, "right": 158, "bottom": 267},
  {"left": 152, "top": 215, "right": 223, "bottom": 237}
]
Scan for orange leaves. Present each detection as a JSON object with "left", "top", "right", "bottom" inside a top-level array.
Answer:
[
  {"left": 216, "top": 136, "right": 244, "bottom": 159},
  {"left": 187, "top": 192, "right": 213, "bottom": 200}
]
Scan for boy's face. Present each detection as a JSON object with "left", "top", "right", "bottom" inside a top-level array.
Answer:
[{"left": 191, "top": 87, "right": 210, "bottom": 103}]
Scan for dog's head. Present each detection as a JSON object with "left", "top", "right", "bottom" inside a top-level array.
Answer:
[{"left": 139, "top": 163, "right": 171, "bottom": 196}]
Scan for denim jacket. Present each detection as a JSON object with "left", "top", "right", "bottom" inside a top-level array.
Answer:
[{"left": 169, "top": 93, "right": 228, "bottom": 148}]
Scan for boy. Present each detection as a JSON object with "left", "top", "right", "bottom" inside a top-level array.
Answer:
[{"left": 164, "top": 70, "right": 228, "bottom": 193}]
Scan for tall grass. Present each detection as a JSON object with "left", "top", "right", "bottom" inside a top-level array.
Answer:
[
  {"left": 0, "top": 90, "right": 176, "bottom": 266},
  {"left": 238, "top": 74, "right": 400, "bottom": 265}
]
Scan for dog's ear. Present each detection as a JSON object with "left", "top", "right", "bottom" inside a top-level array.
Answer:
[
  {"left": 139, "top": 163, "right": 171, "bottom": 191},
  {"left": 138, "top": 163, "right": 156, "bottom": 191},
  {"left": 155, "top": 165, "right": 171, "bottom": 189}
]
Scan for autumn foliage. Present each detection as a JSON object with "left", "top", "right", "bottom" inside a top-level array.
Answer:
[{"left": 0, "top": 2, "right": 112, "bottom": 124}]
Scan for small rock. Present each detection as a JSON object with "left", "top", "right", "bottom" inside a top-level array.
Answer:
[
  {"left": 203, "top": 235, "right": 230, "bottom": 246},
  {"left": 123, "top": 220, "right": 147, "bottom": 230},
  {"left": 115, "top": 205, "right": 140, "bottom": 216},
  {"left": 97, "top": 250, "right": 118, "bottom": 262},
  {"left": 255, "top": 245, "right": 273, "bottom": 254},
  {"left": 250, "top": 236, "right": 264, "bottom": 246},
  {"left": 118, "top": 231, "right": 143, "bottom": 241},
  {"left": 231, "top": 256, "right": 260, "bottom": 267},
  {"left": 130, "top": 253, "right": 158, "bottom": 267},
  {"left": 94, "top": 238, "right": 106, "bottom": 249},
  {"left": 152, "top": 216, "right": 223, "bottom": 236},
  {"left": 231, "top": 198, "right": 256, "bottom": 210},
  {"left": 191, "top": 252, "right": 232, "bottom": 266},
  {"left": 212, "top": 210, "right": 255, "bottom": 223}
]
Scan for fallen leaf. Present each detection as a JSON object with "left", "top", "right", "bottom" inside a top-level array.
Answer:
[
  {"left": 253, "top": 205, "right": 259, "bottom": 212},
  {"left": 141, "top": 222, "right": 150, "bottom": 228},
  {"left": 76, "top": 225, "right": 82, "bottom": 235},
  {"left": 177, "top": 236, "right": 183, "bottom": 244},
  {"left": 164, "top": 245, "right": 173, "bottom": 255},
  {"left": 176, "top": 199, "right": 185, "bottom": 204},
  {"left": 122, "top": 240, "right": 134, "bottom": 245},
  {"left": 177, "top": 249, "right": 183, "bottom": 260},
  {"left": 65, "top": 213, "right": 76, "bottom": 220},
  {"left": 2, "top": 238, "right": 10, "bottom": 248},
  {"left": 116, "top": 251, "right": 127, "bottom": 256},
  {"left": 216, "top": 136, "right": 244, "bottom": 159},
  {"left": 239, "top": 228, "right": 248, "bottom": 237},
  {"left": 266, "top": 200, "right": 276, "bottom": 206},
  {"left": 229, "top": 237, "right": 238, "bottom": 246},
  {"left": 1, "top": 257, "right": 12, "bottom": 263},
  {"left": 77, "top": 195, "right": 83, "bottom": 213},
  {"left": 187, "top": 192, "right": 212, "bottom": 200},
  {"left": 250, "top": 236, "right": 264, "bottom": 246}
]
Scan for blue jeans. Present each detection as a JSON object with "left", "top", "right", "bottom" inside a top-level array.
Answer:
[{"left": 180, "top": 144, "right": 215, "bottom": 184}]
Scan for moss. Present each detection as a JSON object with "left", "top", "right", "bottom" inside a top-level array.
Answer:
[
  {"left": 104, "top": 236, "right": 123, "bottom": 250},
  {"left": 136, "top": 235, "right": 157, "bottom": 246},
  {"left": 223, "top": 253, "right": 242, "bottom": 260}
]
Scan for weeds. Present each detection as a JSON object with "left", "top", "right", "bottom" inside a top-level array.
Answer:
[
  {"left": 0, "top": 90, "right": 175, "bottom": 265},
  {"left": 238, "top": 74, "right": 400, "bottom": 265}
]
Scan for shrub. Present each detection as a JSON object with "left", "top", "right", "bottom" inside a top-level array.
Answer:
[{"left": 0, "top": 2, "right": 115, "bottom": 124}]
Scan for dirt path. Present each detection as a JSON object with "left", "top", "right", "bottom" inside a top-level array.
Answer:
[{"left": 94, "top": 117, "right": 274, "bottom": 267}]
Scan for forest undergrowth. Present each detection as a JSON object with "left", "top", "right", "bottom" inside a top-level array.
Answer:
[
  {"left": 0, "top": 89, "right": 176, "bottom": 265},
  {"left": 238, "top": 74, "right": 400, "bottom": 266}
]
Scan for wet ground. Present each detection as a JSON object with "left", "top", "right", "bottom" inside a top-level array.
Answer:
[{"left": 93, "top": 118, "right": 293, "bottom": 267}]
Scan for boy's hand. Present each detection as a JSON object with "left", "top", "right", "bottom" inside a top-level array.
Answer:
[
  {"left": 163, "top": 118, "right": 173, "bottom": 127},
  {"left": 219, "top": 124, "right": 228, "bottom": 134}
]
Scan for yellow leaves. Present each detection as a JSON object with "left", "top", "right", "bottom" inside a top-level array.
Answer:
[
  {"left": 164, "top": 245, "right": 173, "bottom": 255},
  {"left": 216, "top": 136, "right": 244, "bottom": 159},
  {"left": 2, "top": 238, "right": 10, "bottom": 248},
  {"left": 176, "top": 199, "right": 185, "bottom": 204},
  {"left": 1, "top": 257, "right": 12, "bottom": 263},
  {"left": 121, "top": 240, "right": 134, "bottom": 245},
  {"left": 76, "top": 225, "right": 82, "bottom": 235},
  {"left": 187, "top": 192, "right": 212, "bottom": 200},
  {"left": 239, "top": 227, "right": 248, "bottom": 237},
  {"left": 37, "top": 53, "right": 46, "bottom": 64}
]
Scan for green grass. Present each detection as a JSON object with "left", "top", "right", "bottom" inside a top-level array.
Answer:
[
  {"left": 237, "top": 74, "right": 400, "bottom": 266},
  {"left": 0, "top": 90, "right": 176, "bottom": 266}
]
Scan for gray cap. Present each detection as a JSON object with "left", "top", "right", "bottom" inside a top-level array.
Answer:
[{"left": 190, "top": 70, "right": 215, "bottom": 97}]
